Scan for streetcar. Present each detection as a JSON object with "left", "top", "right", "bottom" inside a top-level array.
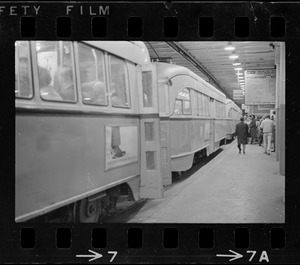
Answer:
[
  {"left": 153, "top": 62, "right": 228, "bottom": 185},
  {"left": 15, "top": 41, "right": 241, "bottom": 222}
]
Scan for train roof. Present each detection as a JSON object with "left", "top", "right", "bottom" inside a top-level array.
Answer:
[
  {"left": 226, "top": 99, "right": 242, "bottom": 112},
  {"left": 82, "top": 41, "right": 150, "bottom": 65},
  {"left": 155, "top": 62, "right": 226, "bottom": 100}
]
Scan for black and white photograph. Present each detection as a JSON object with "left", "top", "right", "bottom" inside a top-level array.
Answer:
[
  {"left": 2, "top": 1, "right": 300, "bottom": 264},
  {"left": 15, "top": 40, "right": 285, "bottom": 224}
]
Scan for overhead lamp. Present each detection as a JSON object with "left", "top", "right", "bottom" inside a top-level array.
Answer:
[
  {"left": 229, "top": 51, "right": 239, "bottom": 59},
  {"left": 232, "top": 59, "right": 241, "bottom": 66},
  {"left": 224, "top": 41, "right": 235, "bottom": 51},
  {"left": 236, "top": 72, "right": 243, "bottom": 76},
  {"left": 238, "top": 77, "right": 244, "bottom": 80},
  {"left": 234, "top": 67, "right": 242, "bottom": 71}
]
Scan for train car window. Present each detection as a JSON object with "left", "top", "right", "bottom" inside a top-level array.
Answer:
[
  {"left": 183, "top": 100, "right": 191, "bottom": 114},
  {"left": 203, "top": 94, "right": 206, "bottom": 116},
  {"left": 159, "top": 84, "right": 167, "bottom": 114},
  {"left": 198, "top": 93, "right": 205, "bottom": 116},
  {"left": 142, "top": 71, "right": 153, "bottom": 107},
  {"left": 205, "top": 95, "right": 208, "bottom": 116},
  {"left": 36, "top": 41, "right": 76, "bottom": 102},
  {"left": 192, "top": 90, "right": 199, "bottom": 115},
  {"left": 78, "top": 43, "right": 107, "bottom": 106},
  {"left": 216, "top": 101, "right": 225, "bottom": 118},
  {"left": 174, "top": 100, "right": 183, "bottom": 114},
  {"left": 109, "top": 55, "right": 130, "bottom": 108},
  {"left": 197, "top": 93, "right": 201, "bottom": 116},
  {"left": 174, "top": 88, "right": 191, "bottom": 115},
  {"left": 217, "top": 101, "right": 221, "bottom": 117},
  {"left": 15, "top": 41, "right": 33, "bottom": 99},
  {"left": 145, "top": 122, "right": 154, "bottom": 141},
  {"left": 146, "top": 151, "right": 156, "bottom": 170},
  {"left": 209, "top": 97, "right": 214, "bottom": 117},
  {"left": 203, "top": 95, "right": 206, "bottom": 116},
  {"left": 206, "top": 96, "right": 209, "bottom": 116}
]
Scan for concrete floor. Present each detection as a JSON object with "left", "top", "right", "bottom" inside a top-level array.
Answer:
[{"left": 127, "top": 140, "right": 285, "bottom": 223}]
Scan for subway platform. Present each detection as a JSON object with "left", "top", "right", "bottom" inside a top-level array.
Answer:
[{"left": 126, "top": 140, "right": 285, "bottom": 223}]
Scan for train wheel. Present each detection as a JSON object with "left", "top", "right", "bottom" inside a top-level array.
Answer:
[{"left": 78, "top": 198, "right": 100, "bottom": 223}]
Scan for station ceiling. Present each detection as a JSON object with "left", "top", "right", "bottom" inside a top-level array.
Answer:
[{"left": 144, "top": 41, "right": 276, "bottom": 106}]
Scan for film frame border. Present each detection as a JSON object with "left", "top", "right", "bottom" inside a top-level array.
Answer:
[{"left": 1, "top": 1, "right": 299, "bottom": 263}]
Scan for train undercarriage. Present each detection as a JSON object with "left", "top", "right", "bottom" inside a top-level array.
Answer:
[{"left": 31, "top": 183, "right": 135, "bottom": 223}]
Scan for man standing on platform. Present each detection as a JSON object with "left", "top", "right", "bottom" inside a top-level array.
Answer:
[
  {"left": 235, "top": 117, "right": 249, "bottom": 155},
  {"left": 260, "top": 115, "right": 275, "bottom": 155}
]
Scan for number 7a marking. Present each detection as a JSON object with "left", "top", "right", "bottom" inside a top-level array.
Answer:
[{"left": 108, "top": 251, "right": 118, "bottom": 262}]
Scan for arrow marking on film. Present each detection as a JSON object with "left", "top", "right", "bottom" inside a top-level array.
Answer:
[
  {"left": 216, "top": 249, "right": 243, "bottom": 262},
  {"left": 76, "top": 249, "right": 103, "bottom": 262}
]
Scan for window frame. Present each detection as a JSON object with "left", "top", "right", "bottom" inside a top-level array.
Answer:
[
  {"left": 36, "top": 41, "right": 77, "bottom": 103},
  {"left": 174, "top": 87, "right": 192, "bottom": 115},
  {"left": 108, "top": 54, "right": 131, "bottom": 109},
  {"left": 15, "top": 41, "right": 34, "bottom": 100},
  {"left": 77, "top": 43, "right": 108, "bottom": 106}
]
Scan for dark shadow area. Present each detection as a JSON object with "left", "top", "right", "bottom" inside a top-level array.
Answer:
[{"left": 170, "top": 148, "right": 224, "bottom": 187}]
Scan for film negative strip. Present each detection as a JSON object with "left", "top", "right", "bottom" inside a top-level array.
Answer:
[{"left": 1, "top": 1, "right": 300, "bottom": 263}]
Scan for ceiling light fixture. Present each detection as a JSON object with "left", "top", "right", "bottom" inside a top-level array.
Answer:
[
  {"left": 229, "top": 51, "right": 239, "bottom": 59},
  {"left": 224, "top": 41, "right": 235, "bottom": 51},
  {"left": 234, "top": 67, "right": 242, "bottom": 71},
  {"left": 236, "top": 72, "right": 243, "bottom": 76},
  {"left": 232, "top": 59, "right": 241, "bottom": 66}
]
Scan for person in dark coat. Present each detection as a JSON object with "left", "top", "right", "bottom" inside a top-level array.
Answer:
[
  {"left": 249, "top": 114, "right": 257, "bottom": 144},
  {"left": 235, "top": 117, "right": 249, "bottom": 155}
]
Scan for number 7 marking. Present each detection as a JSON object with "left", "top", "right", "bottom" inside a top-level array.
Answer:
[
  {"left": 108, "top": 251, "right": 118, "bottom": 262},
  {"left": 247, "top": 250, "right": 257, "bottom": 262}
]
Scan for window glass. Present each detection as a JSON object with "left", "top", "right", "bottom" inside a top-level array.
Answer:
[
  {"left": 159, "top": 84, "right": 166, "bottom": 113},
  {"left": 197, "top": 93, "right": 201, "bottom": 116},
  {"left": 146, "top": 151, "right": 156, "bottom": 170},
  {"left": 177, "top": 88, "right": 190, "bottom": 100},
  {"left": 78, "top": 43, "right": 107, "bottom": 105},
  {"left": 36, "top": 41, "right": 76, "bottom": 102},
  {"left": 174, "top": 88, "right": 191, "bottom": 115},
  {"left": 15, "top": 41, "right": 33, "bottom": 98},
  {"left": 142, "top": 71, "right": 153, "bottom": 107},
  {"left": 174, "top": 100, "right": 182, "bottom": 114},
  {"left": 145, "top": 122, "right": 154, "bottom": 141},
  {"left": 183, "top": 100, "right": 191, "bottom": 114},
  {"left": 206, "top": 96, "right": 209, "bottom": 116},
  {"left": 193, "top": 90, "right": 198, "bottom": 115},
  {"left": 110, "top": 55, "right": 130, "bottom": 108}
]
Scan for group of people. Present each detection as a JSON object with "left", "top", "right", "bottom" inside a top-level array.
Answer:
[{"left": 235, "top": 112, "right": 276, "bottom": 155}]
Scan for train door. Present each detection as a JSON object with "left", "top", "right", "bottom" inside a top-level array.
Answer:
[
  {"left": 158, "top": 82, "right": 172, "bottom": 186},
  {"left": 208, "top": 97, "right": 215, "bottom": 155},
  {"left": 138, "top": 63, "right": 163, "bottom": 198}
]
